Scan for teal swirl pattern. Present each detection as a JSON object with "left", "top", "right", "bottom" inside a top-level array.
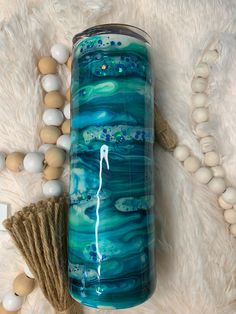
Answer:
[{"left": 68, "top": 32, "right": 156, "bottom": 309}]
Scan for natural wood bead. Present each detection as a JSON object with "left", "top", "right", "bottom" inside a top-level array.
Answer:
[
  {"left": 204, "top": 151, "right": 220, "bottom": 167},
  {"left": 218, "top": 196, "right": 232, "bottom": 210},
  {"left": 44, "top": 91, "right": 65, "bottom": 109},
  {"left": 45, "top": 147, "right": 66, "bottom": 167},
  {"left": 66, "top": 88, "right": 71, "bottom": 101},
  {"left": 0, "top": 303, "right": 18, "bottom": 314},
  {"left": 224, "top": 209, "right": 236, "bottom": 224},
  {"left": 61, "top": 119, "right": 70, "bottom": 134},
  {"left": 38, "top": 57, "right": 57, "bottom": 75},
  {"left": 67, "top": 56, "right": 72, "bottom": 70},
  {"left": 229, "top": 224, "right": 236, "bottom": 237},
  {"left": 40, "top": 126, "right": 61, "bottom": 144},
  {"left": 13, "top": 273, "right": 35, "bottom": 296},
  {"left": 183, "top": 156, "right": 200, "bottom": 173},
  {"left": 6, "top": 152, "right": 24, "bottom": 172},
  {"left": 202, "top": 50, "right": 218, "bottom": 64},
  {"left": 43, "top": 166, "right": 63, "bottom": 180}
]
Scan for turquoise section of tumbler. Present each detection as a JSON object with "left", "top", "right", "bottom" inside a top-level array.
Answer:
[{"left": 68, "top": 25, "right": 156, "bottom": 309}]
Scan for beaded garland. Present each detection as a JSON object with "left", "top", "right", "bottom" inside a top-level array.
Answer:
[
  {"left": 173, "top": 46, "right": 236, "bottom": 237},
  {"left": 0, "top": 43, "right": 72, "bottom": 199},
  {"left": 0, "top": 43, "right": 71, "bottom": 313},
  {"left": 0, "top": 264, "right": 35, "bottom": 313}
]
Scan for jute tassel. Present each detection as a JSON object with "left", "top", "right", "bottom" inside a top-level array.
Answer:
[
  {"left": 154, "top": 105, "right": 178, "bottom": 150},
  {"left": 4, "top": 197, "right": 82, "bottom": 314}
]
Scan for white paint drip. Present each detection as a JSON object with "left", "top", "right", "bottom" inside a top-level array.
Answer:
[{"left": 95, "top": 145, "right": 109, "bottom": 263}]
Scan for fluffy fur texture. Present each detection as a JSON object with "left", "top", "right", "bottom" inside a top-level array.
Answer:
[{"left": 0, "top": 1, "right": 236, "bottom": 313}]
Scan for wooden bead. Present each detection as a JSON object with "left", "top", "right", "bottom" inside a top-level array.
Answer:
[
  {"left": 13, "top": 273, "right": 35, "bottom": 296},
  {"left": 229, "top": 224, "right": 236, "bottom": 237},
  {"left": 56, "top": 134, "right": 71, "bottom": 152},
  {"left": 204, "top": 151, "right": 220, "bottom": 167},
  {"left": 202, "top": 50, "right": 218, "bottom": 64},
  {"left": 192, "top": 93, "right": 208, "bottom": 107},
  {"left": 41, "top": 74, "right": 61, "bottom": 92},
  {"left": 67, "top": 56, "right": 72, "bottom": 70},
  {"left": 211, "top": 166, "right": 225, "bottom": 177},
  {"left": 2, "top": 292, "right": 23, "bottom": 312},
  {"left": 23, "top": 264, "right": 34, "bottom": 279},
  {"left": 45, "top": 147, "right": 66, "bottom": 167},
  {"left": 195, "top": 63, "right": 209, "bottom": 78},
  {"left": 194, "top": 167, "right": 213, "bottom": 184},
  {"left": 43, "top": 166, "right": 63, "bottom": 180},
  {"left": 218, "top": 196, "right": 232, "bottom": 210},
  {"left": 200, "top": 136, "right": 215, "bottom": 152},
  {"left": 66, "top": 88, "right": 71, "bottom": 101},
  {"left": 61, "top": 119, "right": 70, "bottom": 134},
  {"left": 0, "top": 303, "right": 18, "bottom": 314},
  {"left": 44, "top": 91, "right": 65, "bottom": 109},
  {"left": 51, "top": 43, "right": 69, "bottom": 64},
  {"left": 43, "top": 180, "right": 64, "bottom": 197},
  {"left": 40, "top": 126, "right": 61, "bottom": 144},
  {"left": 222, "top": 187, "right": 236, "bottom": 204},
  {"left": 208, "top": 177, "right": 226, "bottom": 194},
  {"left": 183, "top": 156, "right": 200, "bottom": 173},
  {"left": 191, "top": 77, "right": 207, "bottom": 93},
  {"left": 195, "top": 123, "right": 210, "bottom": 138},
  {"left": 224, "top": 209, "right": 236, "bottom": 224},
  {"left": 38, "top": 57, "right": 57, "bottom": 75},
  {"left": 173, "top": 145, "right": 190, "bottom": 162},
  {"left": 6, "top": 152, "right": 24, "bottom": 172},
  {"left": 192, "top": 108, "right": 209, "bottom": 123}
]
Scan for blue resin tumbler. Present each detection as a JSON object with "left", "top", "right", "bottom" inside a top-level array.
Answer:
[{"left": 68, "top": 24, "right": 156, "bottom": 309}]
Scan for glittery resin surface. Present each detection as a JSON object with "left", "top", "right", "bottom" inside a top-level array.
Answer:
[{"left": 68, "top": 30, "right": 156, "bottom": 309}]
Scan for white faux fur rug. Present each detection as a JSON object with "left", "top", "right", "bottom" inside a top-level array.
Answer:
[{"left": 1, "top": 1, "right": 236, "bottom": 313}]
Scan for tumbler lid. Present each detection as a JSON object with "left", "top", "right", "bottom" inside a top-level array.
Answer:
[{"left": 73, "top": 23, "right": 152, "bottom": 47}]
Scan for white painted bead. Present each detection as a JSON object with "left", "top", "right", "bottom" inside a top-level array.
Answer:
[
  {"left": 173, "top": 145, "right": 190, "bottom": 162},
  {"left": 63, "top": 103, "right": 70, "bottom": 119},
  {"left": 218, "top": 196, "right": 232, "bottom": 209},
  {"left": 192, "top": 108, "right": 209, "bottom": 123},
  {"left": 222, "top": 187, "right": 236, "bottom": 204},
  {"left": 41, "top": 74, "right": 61, "bottom": 92},
  {"left": 195, "top": 123, "right": 210, "bottom": 138},
  {"left": 192, "top": 93, "right": 208, "bottom": 107},
  {"left": 194, "top": 167, "right": 213, "bottom": 184},
  {"left": 202, "top": 50, "right": 218, "bottom": 64},
  {"left": 208, "top": 177, "right": 226, "bottom": 194},
  {"left": 204, "top": 151, "right": 220, "bottom": 167},
  {"left": 0, "top": 152, "right": 6, "bottom": 171},
  {"left": 38, "top": 144, "right": 54, "bottom": 154},
  {"left": 51, "top": 43, "right": 70, "bottom": 64},
  {"left": 183, "top": 156, "right": 200, "bottom": 173},
  {"left": 191, "top": 77, "right": 207, "bottom": 93},
  {"left": 56, "top": 134, "right": 71, "bottom": 152},
  {"left": 195, "top": 63, "right": 209, "bottom": 78},
  {"left": 211, "top": 165, "right": 225, "bottom": 177},
  {"left": 229, "top": 224, "right": 236, "bottom": 236},
  {"left": 2, "top": 291, "right": 23, "bottom": 311},
  {"left": 42, "top": 180, "right": 64, "bottom": 197},
  {"left": 199, "top": 136, "right": 215, "bottom": 152},
  {"left": 43, "top": 109, "right": 64, "bottom": 126},
  {"left": 24, "top": 263, "right": 34, "bottom": 279},
  {"left": 224, "top": 209, "right": 236, "bottom": 224},
  {"left": 23, "top": 152, "right": 44, "bottom": 173}
]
